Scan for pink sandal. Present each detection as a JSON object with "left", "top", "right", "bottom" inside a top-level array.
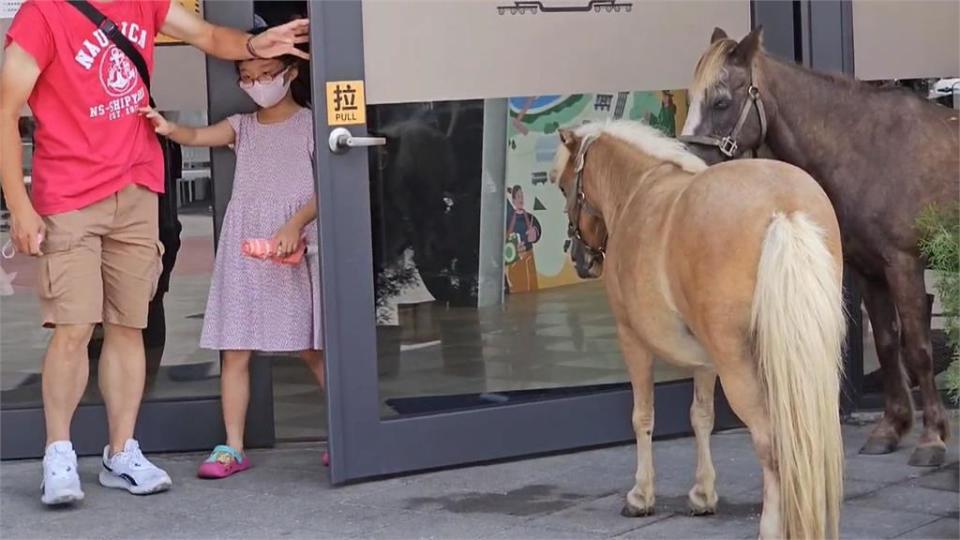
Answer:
[{"left": 197, "top": 445, "right": 251, "bottom": 479}]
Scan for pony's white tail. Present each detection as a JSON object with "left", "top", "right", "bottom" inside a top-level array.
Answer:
[{"left": 751, "top": 212, "right": 846, "bottom": 540}]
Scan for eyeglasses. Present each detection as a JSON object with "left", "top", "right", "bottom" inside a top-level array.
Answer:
[{"left": 238, "top": 67, "right": 289, "bottom": 87}]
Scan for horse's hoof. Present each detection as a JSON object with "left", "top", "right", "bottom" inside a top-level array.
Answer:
[
  {"left": 688, "top": 504, "right": 716, "bottom": 517},
  {"left": 687, "top": 488, "right": 718, "bottom": 516},
  {"left": 908, "top": 445, "right": 946, "bottom": 468},
  {"left": 621, "top": 503, "right": 655, "bottom": 518},
  {"left": 859, "top": 436, "right": 898, "bottom": 455}
]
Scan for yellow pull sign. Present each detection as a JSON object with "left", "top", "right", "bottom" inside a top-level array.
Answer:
[{"left": 326, "top": 81, "right": 366, "bottom": 126}]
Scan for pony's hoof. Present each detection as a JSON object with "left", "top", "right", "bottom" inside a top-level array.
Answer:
[
  {"left": 621, "top": 503, "right": 655, "bottom": 518},
  {"left": 908, "top": 445, "right": 946, "bottom": 468},
  {"left": 859, "top": 436, "right": 898, "bottom": 455},
  {"left": 687, "top": 488, "right": 718, "bottom": 516},
  {"left": 688, "top": 504, "right": 716, "bottom": 516}
]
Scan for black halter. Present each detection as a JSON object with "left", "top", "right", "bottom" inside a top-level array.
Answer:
[
  {"left": 680, "top": 84, "right": 768, "bottom": 159},
  {"left": 567, "top": 135, "right": 607, "bottom": 262}
]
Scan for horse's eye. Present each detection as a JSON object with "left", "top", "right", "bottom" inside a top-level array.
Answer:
[{"left": 714, "top": 98, "right": 730, "bottom": 111}]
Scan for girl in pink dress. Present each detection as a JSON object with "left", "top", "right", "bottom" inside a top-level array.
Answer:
[{"left": 143, "top": 41, "right": 324, "bottom": 478}]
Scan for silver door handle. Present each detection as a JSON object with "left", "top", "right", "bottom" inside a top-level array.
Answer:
[{"left": 328, "top": 127, "right": 386, "bottom": 153}]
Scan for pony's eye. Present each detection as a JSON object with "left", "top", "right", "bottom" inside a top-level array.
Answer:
[{"left": 714, "top": 98, "right": 731, "bottom": 110}]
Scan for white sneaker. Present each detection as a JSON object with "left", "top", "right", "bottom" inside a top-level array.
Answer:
[
  {"left": 41, "top": 441, "right": 84, "bottom": 506},
  {"left": 99, "top": 439, "right": 172, "bottom": 495}
]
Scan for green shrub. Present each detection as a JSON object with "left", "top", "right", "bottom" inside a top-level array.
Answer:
[{"left": 917, "top": 204, "right": 960, "bottom": 404}]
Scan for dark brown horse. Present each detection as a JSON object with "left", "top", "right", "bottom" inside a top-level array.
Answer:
[{"left": 681, "top": 27, "right": 958, "bottom": 467}]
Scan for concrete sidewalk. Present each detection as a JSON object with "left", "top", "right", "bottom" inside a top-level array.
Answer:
[{"left": 1, "top": 418, "right": 957, "bottom": 540}]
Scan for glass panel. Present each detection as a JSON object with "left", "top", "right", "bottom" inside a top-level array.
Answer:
[
  {"left": 0, "top": 112, "right": 221, "bottom": 411},
  {"left": 370, "top": 91, "right": 692, "bottom": 419}
]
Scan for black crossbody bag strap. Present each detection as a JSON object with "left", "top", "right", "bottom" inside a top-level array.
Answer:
[
  {"left": 67, "top": 0, "right": 182, "bottom": 306},
  {"left": 67, "top": 0, "right": 156, "bottom": 108}
]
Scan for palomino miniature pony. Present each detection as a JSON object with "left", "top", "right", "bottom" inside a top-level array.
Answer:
[
  {"left": 552, "top": 121, "right": 846, "bottom": 539},
  {"left": 681, "top": 27, "right": 958, "bottom": 467}
]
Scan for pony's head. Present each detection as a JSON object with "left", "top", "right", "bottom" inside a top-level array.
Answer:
[
  {"left": 551, "top": 128, "right": 608, "bottom": 279},
  {"left": 680, "top": 26, "right": 766, "bottom": 164}
]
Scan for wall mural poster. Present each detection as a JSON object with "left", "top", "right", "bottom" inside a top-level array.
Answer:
[{"left": 503, "top": 90, "right": 688, "bottom": 294}]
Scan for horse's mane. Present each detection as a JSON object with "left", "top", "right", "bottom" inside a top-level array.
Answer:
[
  {"left": 692, "top": 39, "right": 736, "bottom": 96},
  {"left": 575, "top": 120, "right": 708, "bottom": 174},
  {"left": 700, "top": 38, "right": 933, "bottom": 106}
]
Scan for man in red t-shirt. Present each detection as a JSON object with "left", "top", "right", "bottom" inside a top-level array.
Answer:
[{"left": 0, "top": 0, "right": 308, "bottom": 505}]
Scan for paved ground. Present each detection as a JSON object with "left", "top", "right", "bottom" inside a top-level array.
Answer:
[{"left": 1, "top": 417, "right": 957, "bottom": 540}]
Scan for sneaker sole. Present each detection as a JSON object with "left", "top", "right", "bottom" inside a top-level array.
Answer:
[
  {"left": 41, "top": 489, "right": 84, "bottom": 506},
  {"left": 98, "top": 470, "right": 172, "bottom": 495}
]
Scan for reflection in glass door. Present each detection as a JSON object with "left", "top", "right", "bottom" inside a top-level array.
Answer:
[{"left": 369, "top": 99, "right": 694, "bottom": 420}]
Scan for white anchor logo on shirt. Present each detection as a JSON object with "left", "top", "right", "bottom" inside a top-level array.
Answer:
[{"left": 98, "top": 46, "right": 138, "bottom": 97}]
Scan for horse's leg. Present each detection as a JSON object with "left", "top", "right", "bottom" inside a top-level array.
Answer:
[
  {"left": 857, "top": 274, "right": 914, "bottom": 455},
  {"left": 688, "top": 368, "right": 719, "bottom": 516},
  {"left": 618, "top": 327, "right": 657, "bottom": 518},
  {"left": 885, "top": 257, "right": 950, "bottom": 467},
  {"left": 714, "top": 354, "right": 781, "bottom": 539}
]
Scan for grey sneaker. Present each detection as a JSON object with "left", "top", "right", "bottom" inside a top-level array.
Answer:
[
  {"left": 41, "top": 441, "right": 84, "bottom": 506},
  {"left": 99, "top": 439, "right": 172, "bottom": 495}
]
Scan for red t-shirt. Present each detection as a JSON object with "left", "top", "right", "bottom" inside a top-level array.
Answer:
[{"left": 5, "top": 0, "right": 172, "bottom": 216}]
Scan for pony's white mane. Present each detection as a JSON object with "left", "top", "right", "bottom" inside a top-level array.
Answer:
[{"left": 574, "top": 120, "right": 708, "bottom": 174}]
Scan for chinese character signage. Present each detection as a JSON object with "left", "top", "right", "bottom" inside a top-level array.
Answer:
[{"left": 325, "top": 81, "right": 366, "bottom": 126}]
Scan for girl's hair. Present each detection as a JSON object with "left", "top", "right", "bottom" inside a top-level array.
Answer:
[{"left": 238, "top": 25, "right": 312, "bottom": 109}]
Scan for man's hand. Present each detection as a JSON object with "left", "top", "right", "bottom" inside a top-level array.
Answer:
[
  {"left": 249, "top": 19, "right": 310, "bottom": 60},
  {"left": 10, "top": 206, "right": 45, "bottom": 256},
  {"left": 162, "top": 2, "right": 309, "bottom": 61}
]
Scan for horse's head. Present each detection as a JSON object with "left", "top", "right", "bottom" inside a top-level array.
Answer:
[
  {"left": 551, "top": 128, "right": 608, "bottom": 279},
  {"left": 680, "top": 26, "right": 767, "bottom": 164}
]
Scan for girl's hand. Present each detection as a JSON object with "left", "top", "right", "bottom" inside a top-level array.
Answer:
[
  {"left": 139, "top": 107, "right": 175, "bottom": 136},
  {"left": 272, "top": 221, "right": 302, "bottom": 258}
]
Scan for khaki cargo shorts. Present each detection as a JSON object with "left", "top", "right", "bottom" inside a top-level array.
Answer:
[{"left": 38, "top": 184, "right": 163, "bottom": 329}]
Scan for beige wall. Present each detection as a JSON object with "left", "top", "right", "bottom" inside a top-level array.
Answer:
[
  {"left": 362, "top": 0, "right": 751, "bottom": 104},
  {"left": 853, "top": 0, "right": 960, "bottom": 81},
  {"left": 1, "top": 20, "right": 207, "bottom": 114}
]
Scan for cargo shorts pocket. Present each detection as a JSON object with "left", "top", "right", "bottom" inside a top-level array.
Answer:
[
  {"left": 38, "top": 234, "right": 78, "bottom": 302},
  {"left": 149, "top": 241, "right": 166, "bottom": 300}
]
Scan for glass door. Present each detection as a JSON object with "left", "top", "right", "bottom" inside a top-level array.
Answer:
[{"left": 309, "top": 1, "right": 752, "bottom": 484}]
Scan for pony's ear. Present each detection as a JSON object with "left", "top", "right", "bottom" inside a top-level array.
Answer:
[
  {"left": 558, "top": 128, "right": 578, "bottom": 150},
  {"left": 710, "top": 27, "right": 728, "bottom": 44},
  {"left": 731, "top": 26, "right": 763, "bottom": 65}
]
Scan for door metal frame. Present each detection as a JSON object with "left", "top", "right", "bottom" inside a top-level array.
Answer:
[
  {"left": 798, "top": 0, "right": 865, "bottom": 411},
  {"left": 311, "top": 1, "right": 750, "bottom": 485}
]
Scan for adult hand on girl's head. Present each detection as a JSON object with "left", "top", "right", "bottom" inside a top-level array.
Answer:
[
  {"left": 139, "top": 107, "right": 175, "bottom": 136},
  {"left": 249, "top": 19, "right": 310, "bottom": 60}
]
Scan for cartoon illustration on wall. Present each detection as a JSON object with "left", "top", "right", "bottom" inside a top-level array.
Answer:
[
  {"left": 504, "top": 89, "right": 688, "bottom": 293},
  {"left": 504, "top": 185, "right": 543, "bottom": 294}
]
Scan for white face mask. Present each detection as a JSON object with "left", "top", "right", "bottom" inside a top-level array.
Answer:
[{"left": 240, "top": 70, "right": 292, "bottom": 109}]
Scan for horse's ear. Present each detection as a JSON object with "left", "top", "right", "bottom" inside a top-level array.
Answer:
[
  {"left": 731, "top": 26, "right": 763, "bottom": 65},
  {"left": 558, "top": 128, "right": 578, "bottom": 150},
  {"left": 710, "top": 27, "right": 728, "bottom": 44}
]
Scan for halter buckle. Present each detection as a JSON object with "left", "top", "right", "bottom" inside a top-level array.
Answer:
[
  {"left": 719, "top": 136, "right": 739, "bottom": 157},
  {"left": 748, "top": 85, "right": 760, "bottom": 99}
]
